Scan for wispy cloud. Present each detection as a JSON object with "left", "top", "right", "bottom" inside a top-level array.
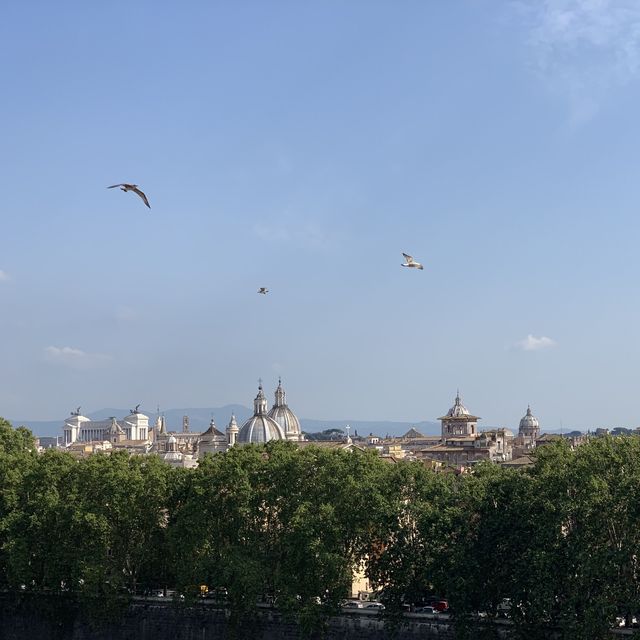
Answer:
[
  {"left": 43, "top": 346, "right": 112, "bottom": 369},
  {"left": 516, "top": 334, "right": 557, "bottom": 351},
  {"left": 513, "top": 0, "right": 640, "bottom": 125},
  {"left": 0, "top": 270, "right": 10, "bottom": 282}
]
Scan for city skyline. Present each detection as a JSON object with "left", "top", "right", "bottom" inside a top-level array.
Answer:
[
  {"left": 3, "top": 2, "right": 640, "bottom": 429},
  {"left": 7, "top": 384, "right": 622, "bottom": 438}
]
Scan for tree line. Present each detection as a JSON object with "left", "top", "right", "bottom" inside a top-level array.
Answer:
[{"left": 0, "top": 417, "right": 637, "bottom": 639}]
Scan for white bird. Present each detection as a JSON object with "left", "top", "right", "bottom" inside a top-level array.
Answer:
[
  {"left": 258, "top": 287, "right": 269, "bottom": 295},
  {"left": 401, "top": 253, "right": 424, "bottom": 270},
  {"left": 107, "top": 183, "right": 151, "bottom": 209}
]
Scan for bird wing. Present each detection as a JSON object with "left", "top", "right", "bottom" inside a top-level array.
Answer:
[
  {"left": 402, "top": 253, "right": 414, "bottom": 263},
  {"left": 107, "top": 184, "right": 125, "bottom": 189},
  {"left": 132, "top": 187, "right": 151, "bottom": 208}
]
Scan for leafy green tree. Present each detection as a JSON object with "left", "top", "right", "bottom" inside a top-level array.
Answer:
[
  {"left": 71, "top": 452, "right": 175, "bottom": 599},
  {"left": 170, "top": 442, "right": 391, "bottom": 633},
  {"left": 3, "top": 447, "right": 177, "bottom": 621},
  {"left": 533, "top": 437, "right": 640, "bottom": 638},
  {"left": 169, "top": 444, "right": 266, "bottom": 615},
  {"left": 0, "top": 418, "right": 37, "bottom": 588},
  {"left": 263, "top": 442, "right": 390, "bottom": 628},
  {"left": 365, "top": 461, "right": 457, "bottom": 612},
  {"left": 4, "top": 449, "right": 79, "bottom": 593}
]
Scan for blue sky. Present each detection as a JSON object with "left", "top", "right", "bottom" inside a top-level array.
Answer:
[{"left": 2, "top": 1, "right": 640, "bottom": 429}]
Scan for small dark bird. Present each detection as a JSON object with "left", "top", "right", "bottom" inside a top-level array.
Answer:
[
  {"left": 108, "top": 183, "right": 151, "bottom": 208},
  {"left": 258, "top": 287, "right": 269, "bottom": 295}
]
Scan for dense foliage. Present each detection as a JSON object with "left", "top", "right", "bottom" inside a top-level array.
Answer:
[{"left": 0, "top": 417, "right": 638, "bottom": 638}]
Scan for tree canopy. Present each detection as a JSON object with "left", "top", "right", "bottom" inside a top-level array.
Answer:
[{"left": 0, "top": 416, "right": 637, "bottom": 638}]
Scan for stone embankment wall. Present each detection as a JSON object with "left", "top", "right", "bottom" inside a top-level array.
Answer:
[
  {"left": 1, "top": 596, "right": 633, "bottom": 640},
  {"left": 0, "top": 599, "right": 464, "bottom": 640}
]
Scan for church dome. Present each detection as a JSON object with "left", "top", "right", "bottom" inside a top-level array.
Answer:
[
  {"left": 237, "top": 383, "right": 285, "bottom": 444},
  {"left": 237, "top": 415, "right": 284, "bottom": 444},
  {"left": 519, "top": 406, "right": 539, "bottom": 431},
  {"left": 446, "top": 391, "right": 470, "bottom": 418},
  {"left": 268, "top": 379, "right": 301, "bottom": 440}
]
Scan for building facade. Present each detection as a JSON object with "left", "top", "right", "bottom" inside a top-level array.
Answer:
[
  {"left": 418, "top": 392, "right": 513, "bottom": 467},
  {"left": 60, "top": 380, "right": 303, "bottom": 461},
  {"left": 63, "top": 408, "right": 149, "bottom": 446}
]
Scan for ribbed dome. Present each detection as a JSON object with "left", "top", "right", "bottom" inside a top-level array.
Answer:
[
  {"left": 268, "top": 379, "right": 301, "bottom": 439},
  {"left": 268, "top": 406, "right": 300, "bottom": 437},
  {"left": 237, "top": 383, "right": 285, "bottom": 444},
  {"left": 164, "top": 450, "right": 183, "bottom": 463},
  {"left": 519, "top": 406, "right": 539, "bottom": 431},
  {"left": 237, "top": 414, "right": 284, "bottom": 444},
  {"left": 446, "top": 392, "right": 470, "bottom": 418}
]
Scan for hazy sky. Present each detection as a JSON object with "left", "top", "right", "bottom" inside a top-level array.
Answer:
[{"left": 2, "top": 1, "right": 640, "bottom": 429}]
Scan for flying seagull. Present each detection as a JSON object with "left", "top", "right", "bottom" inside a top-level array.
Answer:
[
  {"left": 258, "top": 287, "right": 269, "bottom": 295},
  {"left": 107, "top": 183, "right": 151, "bottom": 209},
  {"left": 401, "top": 253, "right": 424, "bottom": 270}
]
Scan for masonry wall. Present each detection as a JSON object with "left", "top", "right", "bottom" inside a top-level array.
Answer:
[
  {"left": 0, "top": 596, "right": 539, "bottom": 640},
  {"left": 0, "top": 597, "right": 472, "bottom": 640}
]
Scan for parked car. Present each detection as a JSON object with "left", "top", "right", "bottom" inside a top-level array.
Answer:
[
  {"left": 365, "top": 602, "right": 385, "bottom": 610},
  {"left": 616, "top": 615, "right": 639, "bottom": 628},
  {"left": 414, "top": 606, "right": 438, "bottom": 614},
  {"left": 433, "top": 599, "right": 449, "bottom": 612},
  {"left": 341, "top": 600, "right": 362, "bottom": 609}
]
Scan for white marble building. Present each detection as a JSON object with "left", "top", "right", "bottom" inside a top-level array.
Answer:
[
  {"left": 63, "top": 407, "right": 149, "bottom": 446},
  {"left": 61, "top": 380, "right": 303, "bottom": 458}
]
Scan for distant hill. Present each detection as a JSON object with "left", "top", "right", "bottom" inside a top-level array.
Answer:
[{"left": 7, "top": 408, "right": 441, "bottom": 439}]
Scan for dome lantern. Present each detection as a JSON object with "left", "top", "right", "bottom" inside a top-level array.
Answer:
[{"left": 253, "top": 380, "right": 268, "bottom": 416}]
